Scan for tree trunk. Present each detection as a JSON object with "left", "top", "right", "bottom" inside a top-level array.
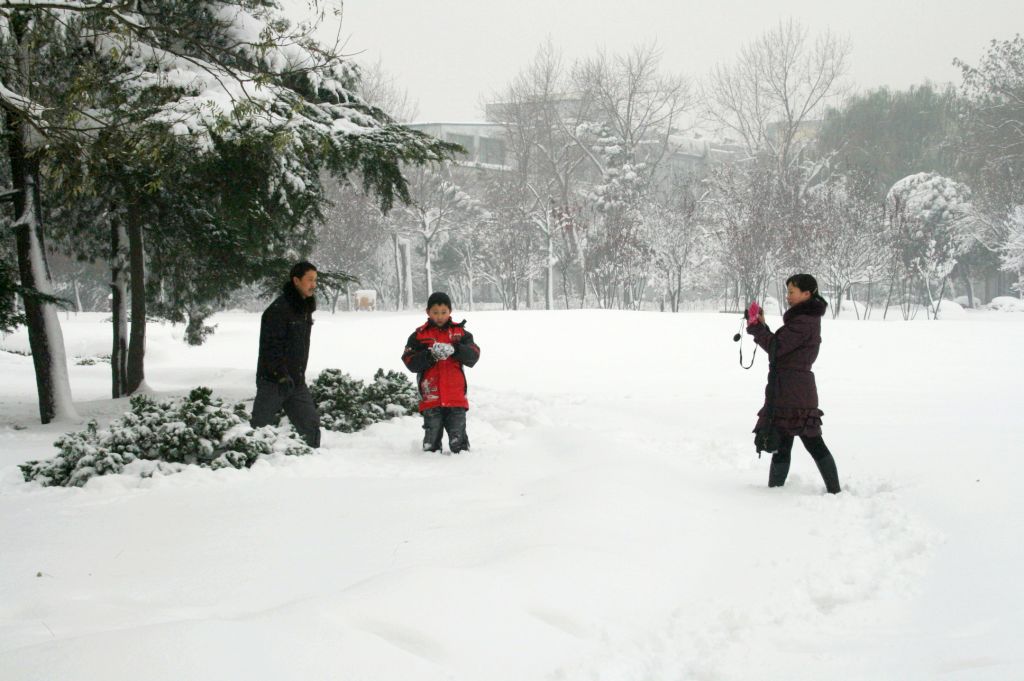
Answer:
[
  {"left": 126, "top": 215, "right": 146, "bottom": 394},
  {"left": 674, "top": 266, "right": 682, "bottom": 312},
  {"left": 5, "top": 108, "right": 78, "bottom": 423},
  {"left": 72, "top": 277, "right": 83, "bottom": 314},
  {"left": 110, "top": 214, "right": 129, "bottom": 397},
  {"left": 422, "top": 227, "right": 433, "bottom": 296},
  {"left": 579, "top": 249, "right": 587, "bottom": 308},
  {"left": 392, "top": 232, "right": 404, "bottom": 310},
  {"left": 401, "top": 240, "right": 414, "bottom": 308},
  {"left": 932, "top": 277, "right": 949, "bottom": 320},
  {"left": 545, "top": 227, "right": 554, "bottom": 311}
]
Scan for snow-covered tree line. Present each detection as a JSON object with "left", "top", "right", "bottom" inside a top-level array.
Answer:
[
  {"left": 1, "top": 0, "right": 456, "bottom": 423},
  {"left": 316, "top": 26, "right": 1023, "bottom": 317}
]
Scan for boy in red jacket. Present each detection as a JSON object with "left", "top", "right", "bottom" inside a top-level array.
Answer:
[{"left": 401, "top": 292, "right": 481, "bottom": 453}]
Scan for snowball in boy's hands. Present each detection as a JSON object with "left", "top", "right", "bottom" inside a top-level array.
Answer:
[{"left": 431, "top": 343, "right": 455, "bottom": 360}]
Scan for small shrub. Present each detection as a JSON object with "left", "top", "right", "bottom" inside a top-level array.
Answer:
[
  {"left": 309, "top": 369, "right": 375, "bottom": 433},
  {"left": 311, "top": 368, "right": 418, "bottom": 432},
  {"left": 20, "top": 387, "right": 310, "bottom": 487},
  {"left": 363, "top": 369, "right": 419, "bottom": 419}
]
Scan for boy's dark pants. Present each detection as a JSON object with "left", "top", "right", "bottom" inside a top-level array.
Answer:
[
  {"left": 251, "top": 378, "right": 321, "bottom": 448},
  {"left": 422, "top": 407, "right": 469, "bottom": 453}
]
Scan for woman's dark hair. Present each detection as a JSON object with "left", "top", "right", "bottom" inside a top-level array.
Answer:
[
  {"left": 786, "top": 273, "right": 829, "bottom": 307},
  {"left": 289, "top": 261, "right": 317, "bottom": 281},
  {"left": 785, "top": 273, "right": 819, "bottom": 294}
]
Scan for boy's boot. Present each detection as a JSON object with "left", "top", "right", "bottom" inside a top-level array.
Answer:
[
  {"left": 768, "top": 452, "right": 790, "bottom": 488},
  {"left": 422, "top": 408, "right": 444, "bottom": 453},
  {"left": 447, "top": 408, "right": 469, "bottom": 454}
]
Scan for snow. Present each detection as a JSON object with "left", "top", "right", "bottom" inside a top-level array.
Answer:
[{"left": 1, "top": 309, "right": 1023, "bottom": 679}]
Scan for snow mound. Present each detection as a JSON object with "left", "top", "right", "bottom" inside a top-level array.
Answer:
[
  {"left": 987, "top": 296, "right": 1024, "bottom": 312},
  {"left": 935, "top": 299, "right": 967, "bottom": 319}
]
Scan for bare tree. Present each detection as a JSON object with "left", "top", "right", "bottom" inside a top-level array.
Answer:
[
  {"left": 397, "top": 163, "right": 477, "bottom": 299},
  {"left": 801, "top": 176, "right": 888, "bottom": 318},
  {"left": 568, "top": 43, "right": 692, "bottom": 308},
  {"left": 314, "top": 178, "right": 389, "bottom": 312},
  {"left": 705, "top": 157, "right": 788, "bottom": 308},
  {"left": 571, "top": 43, "right": 692, "bottom": 180},
  {"left": 646, "top": 171, "right": 709, "bottom": 312},
  {"left": 357, "top": 58, "right": 420, "bottom": 123},
  {"left": 703, "top": 19, "right": 849, "bottom": 175},
  {"left": 494, "top": 39, "right": 593, "bottom": 307}
]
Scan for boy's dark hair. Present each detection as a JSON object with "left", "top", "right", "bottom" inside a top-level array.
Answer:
[
  {"left": 426, "top": 291, "right": 452, "bottom": 310},
  {"left": 290, "top": 261, "right": 317, "bottom": 281},
  {"left": 785, "top": 273, "right": 819, "bottom": 294}
]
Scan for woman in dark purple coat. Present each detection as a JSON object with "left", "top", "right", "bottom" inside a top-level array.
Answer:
[{"left": 746, "top": 274, "right": 841, "bottom": 494}]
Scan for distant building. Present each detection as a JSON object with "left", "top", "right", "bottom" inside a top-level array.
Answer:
[
  {"left": 407, "top": 116, "right": 744, "bottom": 179},
  {"left": 665, "top": 134, "right": 744, "bottom": 173},
  {"left": 406, "top": 122, "right": 509, "bottom": 169}
]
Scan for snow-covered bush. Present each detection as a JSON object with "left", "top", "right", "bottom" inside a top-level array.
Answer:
[
  {"left": 310, "top": 368, "right": 418, "bottom": 433},
  {"left": 310, "top": 369, "right": 375, "bottom": 433},
  {"left": 886, "top": 172, "right": 973, "bottom": 282},
  {"left": 20, "top": 388, "right": 311, "bottom": 487},
  {"left": 363, "top": 369, "right": 420, "bottom": 420},
  {"left": 987, "top": 296, "right": 1024, "bottom": 312},
  {"left": 935, "top": 299, "right": 967, "bottom": 319}
]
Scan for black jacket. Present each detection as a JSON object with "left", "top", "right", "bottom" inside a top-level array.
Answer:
[{"left": 256, "top": 283, "right": 315, "bottom": 384}]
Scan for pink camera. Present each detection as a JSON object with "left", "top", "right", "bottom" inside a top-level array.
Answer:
[{"left": 746, "top": 301, "right": 761, "bottom": 324}]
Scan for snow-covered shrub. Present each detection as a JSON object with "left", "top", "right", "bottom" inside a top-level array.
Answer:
[
  {"left": 310, "top": 368, "right": 418, "bottom": 432},
  {"left": 987, "top": 296, "right": 1024, "bottom": 312},
  {"left": 935, "top": 299, "right": 967, "bottom": 319},
  {"left": 20, "top": 388, "right": 311, "bottom": 487},
  {"left": 363, "top": 369, "right": 420, "bottom": 420},
  {"left": 310, "top": 369, "right": 375, "bottom": 433}
]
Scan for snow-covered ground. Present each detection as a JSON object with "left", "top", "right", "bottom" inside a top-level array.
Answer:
[{"left": 1, "top": 308, "right": 1022, "bottom": 680}]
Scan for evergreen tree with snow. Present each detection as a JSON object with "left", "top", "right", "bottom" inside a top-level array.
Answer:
[{"left": 1, "top": 0, "right": 458, "bottom": 421}]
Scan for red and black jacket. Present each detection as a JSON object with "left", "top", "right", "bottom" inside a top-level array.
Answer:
[{"left": 401, "top": 319, "right": 480, "bottom": 411}]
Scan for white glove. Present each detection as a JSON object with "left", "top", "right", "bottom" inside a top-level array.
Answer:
[{"left": 431, "top": 342, "right": 455, "bottom": 360}]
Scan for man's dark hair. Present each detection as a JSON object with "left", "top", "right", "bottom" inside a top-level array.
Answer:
[
  {"left": 785, "top": 273, "right": 818, "bottom": 294},
  {"left": 426, "top": 291, "right": 452, "bottom": 310},
  {"left": 290, "top": 261, "right": 317, "bottom": 281}
]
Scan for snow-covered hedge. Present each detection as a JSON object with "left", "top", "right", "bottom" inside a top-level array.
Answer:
[
  {"left": 20, "top": 388, "right": 311, "bottom": 487},
  {"left": 311, "top": 368, "right": 419, "bottom": 433}
]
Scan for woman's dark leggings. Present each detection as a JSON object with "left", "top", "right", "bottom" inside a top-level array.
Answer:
[{"left": 769, "top": 434, "right": 841, "bottom": 494}]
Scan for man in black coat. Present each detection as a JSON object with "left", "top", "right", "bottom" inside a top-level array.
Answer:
[{"left": 251, "top": 261, "right": 321, "bottom": 447}]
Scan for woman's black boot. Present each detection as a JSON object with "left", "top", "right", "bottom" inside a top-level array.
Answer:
[
  {"left": 814, "top": 454, "right": 841, "bottom": 494},
  {"left": 768, "top": 453, "right": 790, "bottom": 488}
]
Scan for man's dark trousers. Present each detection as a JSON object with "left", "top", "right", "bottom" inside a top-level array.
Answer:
[{"left": 251, "top": 379, "right": 321, "bottom": 448}]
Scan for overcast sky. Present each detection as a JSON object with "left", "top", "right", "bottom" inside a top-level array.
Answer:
[{"left": 318, "top": 1, "right": 1021, "bottom": 122}]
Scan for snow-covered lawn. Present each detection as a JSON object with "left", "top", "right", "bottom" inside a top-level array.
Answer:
[{"left": 1, "top": 309, "right": 1022, "bottom": 680}]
